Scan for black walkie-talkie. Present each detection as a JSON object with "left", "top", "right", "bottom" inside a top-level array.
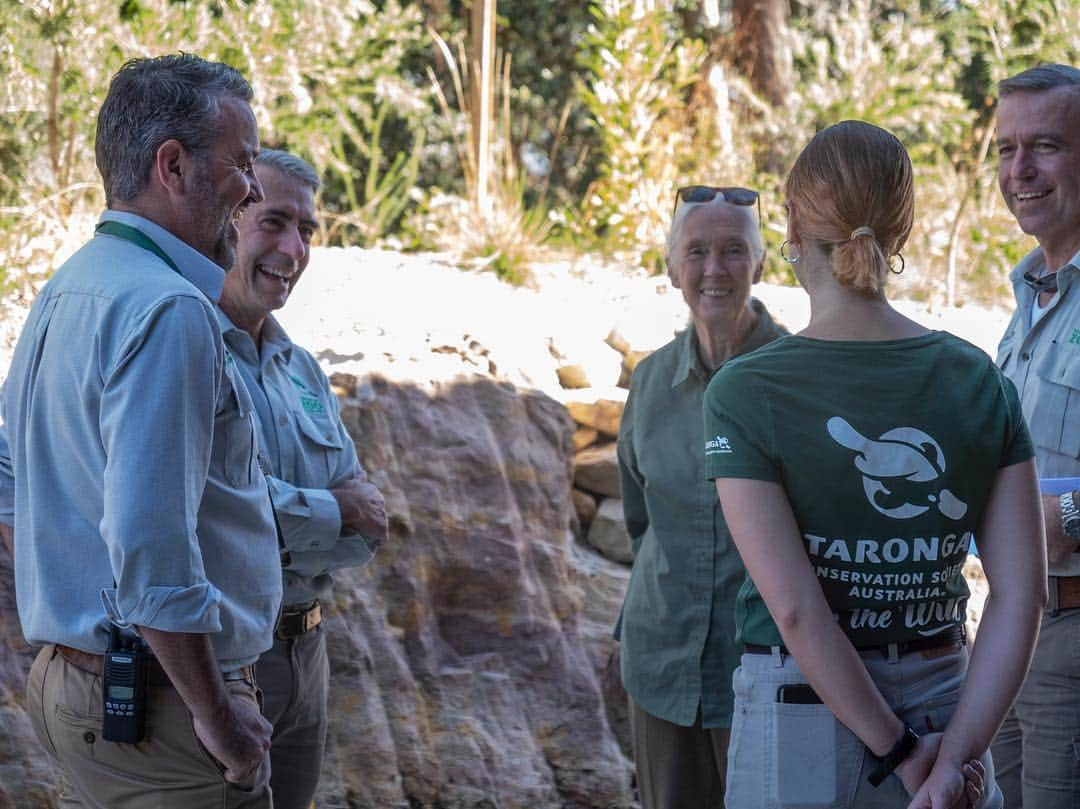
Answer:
[{"left": 102, "top": 624, "right": 148, "bottom": 743}]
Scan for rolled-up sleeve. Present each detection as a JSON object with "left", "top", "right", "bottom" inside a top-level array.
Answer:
[{"left": 98, "top": 296, "right": 223, "bottom": 632}]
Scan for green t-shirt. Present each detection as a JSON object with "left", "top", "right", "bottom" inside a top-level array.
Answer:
[{"left": 703, "top": 331, "right": 1034, "bottom": 647}]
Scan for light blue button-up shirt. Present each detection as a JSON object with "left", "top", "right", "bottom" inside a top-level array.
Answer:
[
  {"left": 217, "top": 311, "right": 377, "bottom": 606},
  {"left": 0, "top": 211, "right": 282, "bottom": 669},
  {"left": 997, "top": 246, "right": 1080, "bottom": 576}
]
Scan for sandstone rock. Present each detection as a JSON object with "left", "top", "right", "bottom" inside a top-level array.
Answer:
[
  {"left": 570, "top": 542, "right": 632, "bottom": 757},
  {"left": 0, "top": 376, "right": 635, "bottom": 809},
  {"left": 574, "top": 443, "right": 621, "bottom": 498},
  {"left": 617, "top": 350, "right": 652, "bottom": 389},
  {"left": 565, "top": 398, "right": 625, "bottom": 439},
  {"left": 572, "top": 427, "right": 599, "bottom": 452},
  {"left": 557, "top": 363, "right": 591, "bottom": 390},
  {"left": 963, "top": 554, "right": 987, "bottom": 641},
  {"left": 604, "top": 328, "right": 630, "bottom": 356},
  {"left": 586, "top": 498, "right": 634, "bottom": 565},
  {"left": 572, "top": 489, "right": 598, "bottom": 530}
]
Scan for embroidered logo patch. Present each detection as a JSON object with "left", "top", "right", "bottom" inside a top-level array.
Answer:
[
  {"left": 290, "top": 374, "right": 326, "bottom": 414},
  {"left": 1070, "top": 328, "right": 1080, "bottom": 345},
  {"left": 705, "top": 435, "right": 733, "bottom": 455}
]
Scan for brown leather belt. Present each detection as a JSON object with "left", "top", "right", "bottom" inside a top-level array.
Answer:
[
  {"left": 1049, "top": 576, "right": 1080, "bottom": 612},
  {"left": 53, "top": 644, "right": 255, "bottom": 688},
  {"left": 276, "top": 600, "right": 322, "bottom": 640},
  {"left": 744, "top": 624, "right": 966, "bottom": 659}
]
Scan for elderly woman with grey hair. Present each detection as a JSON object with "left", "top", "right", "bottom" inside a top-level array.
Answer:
[{"left": 615, "top": 186, "right": 787, "bottom": 808}]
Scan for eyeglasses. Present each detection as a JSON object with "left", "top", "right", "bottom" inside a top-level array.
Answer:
[{"left": 673, "top": 185, "right": 760, "bottom": 218}]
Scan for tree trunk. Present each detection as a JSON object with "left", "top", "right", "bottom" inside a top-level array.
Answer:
[
  {"left": 731, "top": 0, "right": 792, "bottom": 107},
  {"left": 470, "top": 0, "right": 496, "bottom": 218}
]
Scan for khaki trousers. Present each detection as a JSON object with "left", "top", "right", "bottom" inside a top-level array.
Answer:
[
  {"left": 630, "top": 696, "right": 730, "bottom": 809},
  {"left": 27, "top": 645, "right": 271, "bottom": 809}
]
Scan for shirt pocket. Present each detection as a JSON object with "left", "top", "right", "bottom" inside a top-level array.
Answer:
[
  {"left": 1029, "top": 348, "right": 1080, "bottom": 459},
  {"left": 293, "top": 409, "right": 344, "bottom": 482},
  {"left": 214, "top": 376, "right": 260, "bottom": 489}
]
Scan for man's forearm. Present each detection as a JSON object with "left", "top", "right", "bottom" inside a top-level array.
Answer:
[
  {"left": 137, "top": 627, "right": 231, "bottom": 721},
  {"left": 0, "top": 522, "right": 12, "bottom": 558}
]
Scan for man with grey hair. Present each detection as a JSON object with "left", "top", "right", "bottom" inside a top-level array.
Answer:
[
  {"left": 0, "top": 54, "right": 281, "bottom": 807},
  {"left": 991, "top": 62, "right": 1080, "bottom": 809},
  {"left": 218, "top": 148, "right": 388, "bottom": 809}
]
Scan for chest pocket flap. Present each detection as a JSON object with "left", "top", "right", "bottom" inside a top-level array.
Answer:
[
  {"left": 1031, "top": 348, "right": 1080, "bottom": 459},
  {"left": 295, "top": 409, "right": 344, "bottom": 451}
]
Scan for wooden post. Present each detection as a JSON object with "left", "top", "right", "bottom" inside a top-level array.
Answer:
[{"left": 470, "top": 0, "right": 496, "bottom": 218}]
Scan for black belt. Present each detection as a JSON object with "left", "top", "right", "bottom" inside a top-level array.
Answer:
[
  {"left": 744, "top": 624, "right": 965, "bottom": 658},
  {"left": 276, "top": 600, "right": 322, "bottom": 640}
]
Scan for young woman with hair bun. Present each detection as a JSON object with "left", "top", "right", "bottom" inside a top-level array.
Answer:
[{"left": 703, "top": 120, "right": 1045, "bottom": 808}]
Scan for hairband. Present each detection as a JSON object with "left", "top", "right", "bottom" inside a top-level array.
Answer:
[{"left": 850, "top": 226, "right": 875, "bottom": 240}]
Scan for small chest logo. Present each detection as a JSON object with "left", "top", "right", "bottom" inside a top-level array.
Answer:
[
  {"left": 290, "top": 374, "right": 326, "bottom": 415},
  {"left": 705, "top": 435, "right": 733, "bottom": 455},
  {"left": 1070, "top": 328, "right": 1080, "bottom": 345},
  {"left": 826, "top": 417, "right": 967, "bottom": 521}
]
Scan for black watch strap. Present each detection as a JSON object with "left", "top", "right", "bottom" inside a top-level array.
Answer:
[{"left": 868, "top": 725, "right": 920, "bottom": 787}]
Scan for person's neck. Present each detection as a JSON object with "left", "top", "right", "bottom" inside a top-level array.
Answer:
[
  {"left": 694, "top": 304, "right": 758, "bottom": 372},
  {"left": 1039, "top": 235, "right": 1080, "bottom": 277},
  {"left": 109, "top": 197, "right": 178, "bottom": 240},
  {"left": 799, "top": 261, "right": 925, "bottom": 341},
  {"left": 218, "top": 300, "right": 266, "bottom": 346}
]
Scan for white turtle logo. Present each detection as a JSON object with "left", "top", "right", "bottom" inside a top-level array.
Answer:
[{"left": 826, "top": 417, "right": 968, "bottom": 520}]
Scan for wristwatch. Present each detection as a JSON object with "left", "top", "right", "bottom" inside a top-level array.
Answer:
[
  {"left": 1061, "top": 492, "right": 1080, "bottom": 540},
  {"left": 868, "top": 725, "right": 920, "bottom": 787}
]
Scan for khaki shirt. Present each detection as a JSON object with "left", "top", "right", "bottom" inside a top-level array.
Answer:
[
  {"left": 997, "top": 247, "right": 1080, "bottom": 576},
  {"left": 615, "top": 299, "right": 786, "bottom": 727}
]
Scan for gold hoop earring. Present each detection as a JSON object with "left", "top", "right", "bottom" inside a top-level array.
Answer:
[
  {"left": 888, "top": 253, "right": 905, "bottom": 275},
  {"left": 780, "top": 240, "right": 801, "bottom": 265}
]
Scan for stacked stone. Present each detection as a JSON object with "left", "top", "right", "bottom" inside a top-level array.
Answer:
[{"left": 557, "top": 330, "right": 652, "bottom": 569}]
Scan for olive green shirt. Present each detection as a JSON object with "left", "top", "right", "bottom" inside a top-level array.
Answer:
[{"left": 615, "top": 298, "right": 786, "bottom": 728}]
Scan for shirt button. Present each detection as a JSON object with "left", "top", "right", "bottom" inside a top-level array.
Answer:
[
  {"left": 279, "top": 415, "right": 288, "bottom": 426},
  {"left": 83, "top": 731, "right": 95, "bottom": 744},
  {"left": 1020, "top": 352, "right": 1030, "bottom": 361}
]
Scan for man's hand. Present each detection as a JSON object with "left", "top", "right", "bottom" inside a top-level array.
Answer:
[
  {"left": 0, "top": 522, "right": 12, "bottom": 559},
  {"left": 330, "top": 471, "right": 388, "bottom": 544},
  {"left": 138, "top": 628, "right": 271, "bottom": 785},
  {"left": 192, "top": 686, "right": 272, "bottom": 784},
  {"left": 1042, "top": 493, "right": 1079, "bottom": 564}
]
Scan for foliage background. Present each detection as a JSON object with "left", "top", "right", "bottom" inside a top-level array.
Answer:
[{"left": 3, "top": 0, "right": 1080, "bottom": 304}]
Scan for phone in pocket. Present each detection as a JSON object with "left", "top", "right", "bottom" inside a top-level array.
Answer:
[{"left": 776, "top": 683, "right": 823, "bottom": 704}]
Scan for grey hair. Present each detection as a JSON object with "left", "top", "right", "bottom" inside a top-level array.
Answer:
[
  {"left": 666, "top": 195, "right": 764, "bottom": 265},
  {"left": 999, "top": 63, "right": 1080, "bottom": 97},
  {"left": 95, "top": 54, "right": 253, "bottom": 206},
  {"left": 255, "top": 149, "right": 320, "bottom": 192}
]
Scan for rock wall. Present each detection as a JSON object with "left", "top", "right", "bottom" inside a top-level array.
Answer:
[{"left": 0, "top": 374, "right": 635, "bottom": 809}]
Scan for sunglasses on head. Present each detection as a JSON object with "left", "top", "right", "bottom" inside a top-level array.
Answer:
[{"left": 673, "top": 185, "right": 760, "bottom": 218}]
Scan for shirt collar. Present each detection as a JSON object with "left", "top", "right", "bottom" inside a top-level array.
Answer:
[
  {"left": 216, "top": 308, "right": 293, "bottom": 366},
  {"left": 99, "top": 210, "right": 225, "bottom": 302},
  {"left": 1010, "top": 245, "right": 1080, "bottom": 300},
  {"left": 670, "top": 298, "right": 784, "bottom": 388}
]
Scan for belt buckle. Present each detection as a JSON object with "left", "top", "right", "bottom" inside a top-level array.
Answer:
[{"left": 303, "top": 602, "right": 322, "bottom": 633}]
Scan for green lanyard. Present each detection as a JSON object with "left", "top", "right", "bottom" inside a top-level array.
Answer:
[{"left": 95, "top": 220, "right": 181, "bottom": 274}]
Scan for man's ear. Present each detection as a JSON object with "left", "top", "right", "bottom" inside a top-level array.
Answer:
[
  {"left": 753, "top": 253, "right": 765, "bottom": 284},
  {"left": 153, "top": 139, "right": 187, "bottom": 197}
]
